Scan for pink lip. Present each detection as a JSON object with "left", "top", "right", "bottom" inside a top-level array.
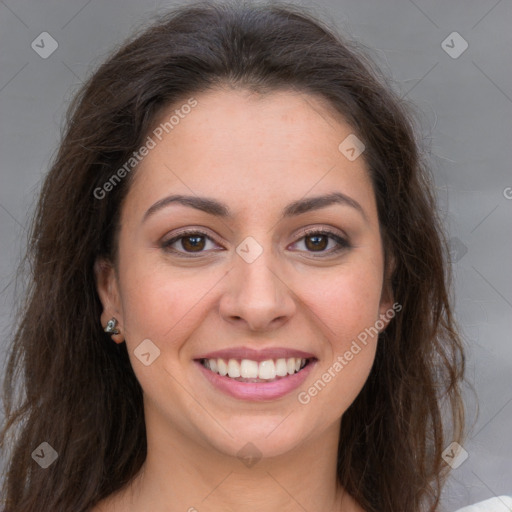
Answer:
[
  {"left": 195, "top": 359, "right": 317, "bottom": 401},
  {"left": 194, "top": 346, "right": 316, "bottom": 362}
]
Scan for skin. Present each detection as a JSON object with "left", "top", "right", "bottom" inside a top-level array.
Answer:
[{"left": 94, "top": 87, "right": 394, "bottom": 512}]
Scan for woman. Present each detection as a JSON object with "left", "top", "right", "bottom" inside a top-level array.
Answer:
[{"left": 0, "top": 1, "right": 468, "bottom": 510}]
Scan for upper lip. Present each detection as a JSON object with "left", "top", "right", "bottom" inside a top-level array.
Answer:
[{"left": 194, "top": 346, "right": 317, "bottom": 362}]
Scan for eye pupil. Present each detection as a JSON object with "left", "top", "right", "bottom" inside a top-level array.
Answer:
[
  {"left": 305, "top": 234, "right": 328, "bottom": 251},
  {"left": 182, "top": 236, "right": 205, "bottom": 251}
]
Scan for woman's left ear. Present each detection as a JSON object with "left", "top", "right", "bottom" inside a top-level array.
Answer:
[
  {"left": 94, "top": 257, "right": 125, "bottom": 343},
  {"left": 377, "top": 253, "right": 396, "bottom": 332}
]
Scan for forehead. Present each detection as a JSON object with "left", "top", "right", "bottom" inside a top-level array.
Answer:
[
  {"left": 148, "top": 87, "right": 354, "bottom": 165},
  {"left": 124, "top": 87, "right": 376, "bottom": 222}
]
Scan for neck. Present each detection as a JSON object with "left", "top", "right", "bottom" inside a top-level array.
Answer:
[{"left": 107, "top": 410, "right": 362, "bottom": 511}]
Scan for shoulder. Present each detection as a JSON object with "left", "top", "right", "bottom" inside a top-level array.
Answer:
[
  {"left": 89, "top": 498, "right": 114, "bottom": 512},
  {"left": 89, "top": 489, "right": 129, "bottom": 512},
  {"left": 453, "top": 496, "right": 512, "bottom": 512}
]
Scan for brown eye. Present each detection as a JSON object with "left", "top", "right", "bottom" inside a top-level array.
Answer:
[
  {"left": 304, "top": 234, "right": 329, "bottom": 251},
  {"left": 290, "top": 229, "right": 351, "bottom": 256},
  {"left": 161, "top": 230, "right": 221, "bottom": 257},
  {"left": 180, "top": 235, "right": 206, "bottom": 252}
]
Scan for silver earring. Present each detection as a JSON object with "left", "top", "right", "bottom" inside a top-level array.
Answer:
[{"left": 104, "top": 317, "right": 120, "bottom": 335}]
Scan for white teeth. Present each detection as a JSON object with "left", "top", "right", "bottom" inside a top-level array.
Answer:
[
  {"left": 227, "top": 359, "right": 241, "bottom": 378},
  {"left": 240, "top": 359, "right": 259, "bottom": 378},
  {"left": 275, "top": 358, "right": 288, "bottom": 377},
  {"left": 258, "top": 359, "right": 275, "bottom": 380},
  {"left": 217, "top": 358, "right": 228, "bottom": 376},
  {"left": 201, "top": 357, "right": 308, "bottom": 380}
]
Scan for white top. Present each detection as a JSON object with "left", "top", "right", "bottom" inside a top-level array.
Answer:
[{"left": 454, "top": 496, "right": 512, "bottom": 511}]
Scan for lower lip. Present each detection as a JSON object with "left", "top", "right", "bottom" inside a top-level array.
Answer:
[{"left": 195, "top": 360, "right": 317, "bottom": 401}]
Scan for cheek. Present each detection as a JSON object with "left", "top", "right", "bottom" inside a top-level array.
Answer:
[
  {"left": 301, "top": 257, "right": 384, "bottom": 345},
  {"left": 117, "top": 253, "right": 219, "bottom": 351},
  {"left": 297, "top": 263, "right": 382, "bottom": 417}
]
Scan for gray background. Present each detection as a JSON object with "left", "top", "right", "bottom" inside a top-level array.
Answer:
[{"left": 0, "top": 0, "right": 510, "bottom": 510}]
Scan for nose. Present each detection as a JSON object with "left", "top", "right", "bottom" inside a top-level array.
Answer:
[{"left": 219, "top": 246, "right": 296, "bottom": 332}]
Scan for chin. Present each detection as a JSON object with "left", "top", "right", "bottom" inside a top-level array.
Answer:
[{"left": 199, "top": 415, "right": 313, "bottom": 461}]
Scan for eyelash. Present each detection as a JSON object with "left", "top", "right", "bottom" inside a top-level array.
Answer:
[{"left": 161, "top": 228, "right": 351, "bottom": 258}]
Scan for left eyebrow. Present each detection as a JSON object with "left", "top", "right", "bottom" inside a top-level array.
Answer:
[
  {"left": 281, "top": 192, "right": 368, "bottom": 222},
  {"left": 142, "top": 191, "right": 368, "bottom": 224}
]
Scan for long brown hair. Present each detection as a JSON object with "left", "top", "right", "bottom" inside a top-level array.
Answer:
[{"left": 1, "top": 1, "right": 466, "bottom": 510}]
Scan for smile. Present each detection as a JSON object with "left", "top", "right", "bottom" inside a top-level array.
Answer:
[
  {"left": 200, "top": 357, "right": 310, "bottom": 382},
  {"left": 194, "top": 352, "right": 317, "bottom": 401}
]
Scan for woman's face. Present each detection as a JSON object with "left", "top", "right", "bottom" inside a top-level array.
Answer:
[{"left": 97, "top": 87, "right": 393, "bottom": 459}]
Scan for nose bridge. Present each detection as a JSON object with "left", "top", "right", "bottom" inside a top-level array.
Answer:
[
  {"left": 239, "top": 244, "right": 278, "bottom": 297},
  {"left": 220, "top": 233, "right": 295, "bottom": 330},
  {"left": 236, "top": 233, "right": 281, "bottom": 302}
]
